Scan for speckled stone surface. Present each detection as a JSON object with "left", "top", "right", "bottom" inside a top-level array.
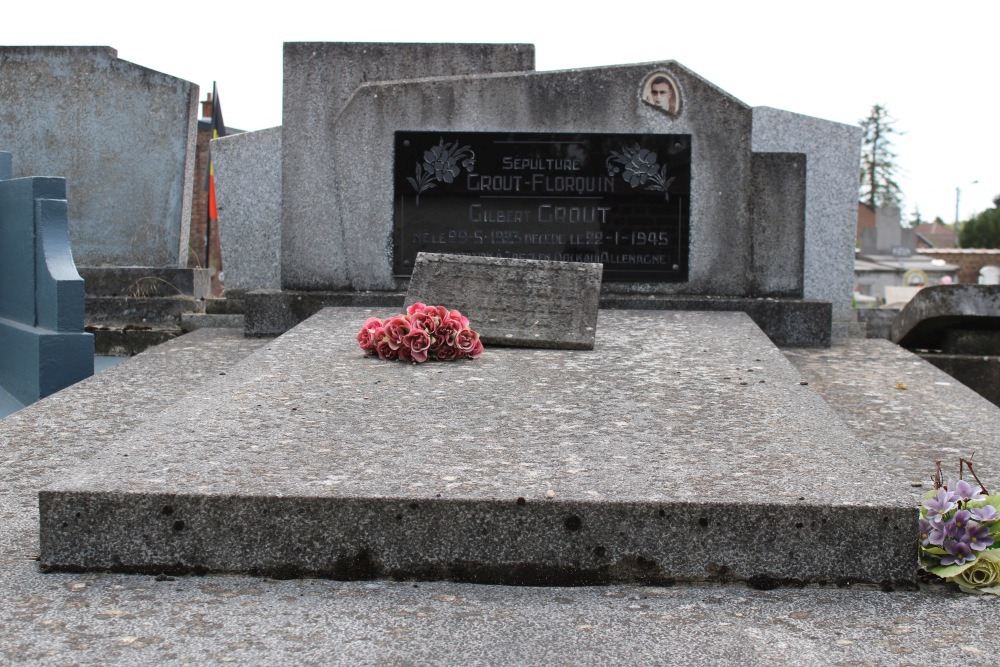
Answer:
[
  {"left": 751, "top": 107, "right": 862, "bottom": 324},
  {"left": 405, "top": 254, "right": 602, "bottom": 349},
  {"left": 3, "top": 327, "right": 1000, "bottom": 664},
  {"left": 783, "top": 339, "right": 999, "bottom": 493},
  {"left": 40, "top": 308, "right": 913, "bottom": 585},
  {"left": 213, "top": 127, "right": 282, "bottom": 295}
]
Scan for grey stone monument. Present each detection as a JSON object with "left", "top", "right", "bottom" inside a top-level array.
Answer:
[
  {"left": 0, "top": 46, "right": 198, "bottom": 267},
  {"left": 214, "top": 44, "right": 861, "bottom": 346}
]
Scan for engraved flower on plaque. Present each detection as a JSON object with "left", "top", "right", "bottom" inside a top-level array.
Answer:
[
  {"left": 606, "top": 144, "right": 676, "bottom": 200},
  {"left": 407, "top": 138, "right": 476, "bottom": 206}
]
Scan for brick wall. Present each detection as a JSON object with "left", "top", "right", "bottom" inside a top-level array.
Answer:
[
  {"left": 917, "top": 249, "right": 1000, "bottom": 284},
  {"left": 187, "top": 120, "right": 224, "bottom": 295}
]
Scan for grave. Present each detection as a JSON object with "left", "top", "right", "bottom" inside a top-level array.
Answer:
[
  {"left": 0, "top": 47, "right": 198, "bottom": 268},
  {"left": 892, "top": 284, "right": 1000, "bottom": 406},
  {"left": 39, "top": 42, "right": 894, "bottom": 587},
  {"left": 0, "top": 152, "right": 93, "bottom": 404},
  {"left": 213, "top": 126, "right": 282, "bottom": 295},
  {"left": 212, "top": 46, "right": 860, "bottom": 346},
  {"left": 5, "top": 322, "right": 1000, "bottom": 662},
  {"left": 39, "top": 308, "right": 914, "bottom": 587}
]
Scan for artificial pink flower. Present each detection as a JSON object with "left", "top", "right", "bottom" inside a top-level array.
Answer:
[
  {"left": 404, "top": 329, "right": 431, "bottom": 354},
  {"left": 455, "top": 328, "right": 480, "bottom": 354},
  {"left": 356, "top": 327, "right": 377, "bottom": 353},
  {"left": 383, "top": 315, "right": 410, "bottom": 350},
  {"left": 358, "top": 306, "right": 483, "bottom": 364},
  {"left": 437, "top": 318, "right": 463, "bottom": 347},
  {"left": 375, "top": 338, "right": 397, "bottom": 361},
  {"left": 435, "top": 345, "right": 457, "bottom": 361},
  {"left": 444, "top": 309, "right": 470, "bottom": 329},
  {"left": 422, "top": 305, "right": 448, "bottom": 322},
  {"left": 409, "top": 311, "right": 437, "bottom": 334}
]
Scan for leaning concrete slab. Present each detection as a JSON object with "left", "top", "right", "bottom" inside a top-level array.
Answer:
[
  {"left": 405, "top": 254, "right": 602, "bottom": 349},
  {"left": 41, "top": 309, "right": 913, "bottom": 586}
]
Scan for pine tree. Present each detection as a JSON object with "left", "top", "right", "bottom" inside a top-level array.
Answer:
[
  {"left": 859, "top": 104, "right": 903, "bottom": 209},
  {"left": 959, "top": 196, "right": 1000, "bottom": 248}
]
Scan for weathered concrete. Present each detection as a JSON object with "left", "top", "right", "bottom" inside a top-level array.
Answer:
[
  {"left": 41, "top": 309, "right": 911, "bottom": 585},
  {"left": 857, "top": 307, "right": 898, "bottom": 339},
  {"left": 322, "top": 62, "right": 757, "bottom": 294},
  {"left": 0, "top": 46, "right": 198, "bottom": 267},
  {"left": 281, "top": 42, "right": 535, "bottom": 290},
  {"left": 749, "top": 152, "right": 805, "bottom": 297},
  {"left": 78, "top": 267, "right": 211, "bottom": 298},
  {"left": 0, "top": 328, "right": 999, "bottom": 663},
  {"left": 601, "top": 295, "right": 831, "bottom": 347},
  {"left": 244, "top": 290, "right": 405, "bottom": 337},
  {"left": 405, "top": 254, "right": 602, "bottom": 349},
  {"left": 784, "top": 339, "right": 1000, "bottom": 494},
  {"left": 919, "top": 353, "right": 1000, "bottom": 408}
]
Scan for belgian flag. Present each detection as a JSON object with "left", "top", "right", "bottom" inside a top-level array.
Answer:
[
  {"left": 204, "top": 82, "right": 226, "bottom": 266},
  {"left": 206, "top": 81, "right": 226, "bottom": 220}
]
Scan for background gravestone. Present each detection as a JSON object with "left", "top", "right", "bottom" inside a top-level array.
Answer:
[
  {"left": 213, "top": 127, "right": 282, "bottom": 295},
  {"left": 0, "top": 46, "right": 198, "bottom": 267}
]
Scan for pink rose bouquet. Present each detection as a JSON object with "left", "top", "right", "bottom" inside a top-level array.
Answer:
[{"left": 357, "top": 303, "right": 484, "bottom": 363}]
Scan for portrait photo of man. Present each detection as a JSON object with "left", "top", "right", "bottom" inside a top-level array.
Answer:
[{"left": 641, "top": 72, "right": 681, "bottom": 116}]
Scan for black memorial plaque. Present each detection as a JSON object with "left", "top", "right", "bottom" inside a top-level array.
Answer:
[{"left": 393, "top": 132, "right": 690, "bottom": 282}]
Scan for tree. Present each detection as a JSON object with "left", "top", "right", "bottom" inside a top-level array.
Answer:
[
  {"left": 909, "top": 206, "right": 923, "bottom": 228},
  {"left": 959, "top": 195, "right": 1000, "bottom": 248},
  {"left": 859, "top": 104, "right": 903, "bottom": 209}
]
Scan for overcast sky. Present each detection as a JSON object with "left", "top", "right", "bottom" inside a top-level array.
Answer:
[{"left": 4, "top": 0, "right": 997, "bottom": 224}]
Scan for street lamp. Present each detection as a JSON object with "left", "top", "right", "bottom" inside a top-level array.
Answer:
[{"left": 955, "top": 180, "right": 979, "bottom": 246}]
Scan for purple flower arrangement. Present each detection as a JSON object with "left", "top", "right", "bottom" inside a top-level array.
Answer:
[
  {"left": 356, "top": 303, "right": 483, "bottom": 364},
  {"left": 920, "top": 458, "right": 1000, "bottom": 594}
]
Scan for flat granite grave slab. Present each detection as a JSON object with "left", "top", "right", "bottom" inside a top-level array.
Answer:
[
  {"left": 405, "top": 253, "right": 602, "bottom": 349},
  {"left": 39, "top": 308, "right": 915, "bottom": 587}
]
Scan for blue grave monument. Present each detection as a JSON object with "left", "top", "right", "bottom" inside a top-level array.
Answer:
[{"left": 0, "top": 152, "right": 93, "bottom": 405}]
